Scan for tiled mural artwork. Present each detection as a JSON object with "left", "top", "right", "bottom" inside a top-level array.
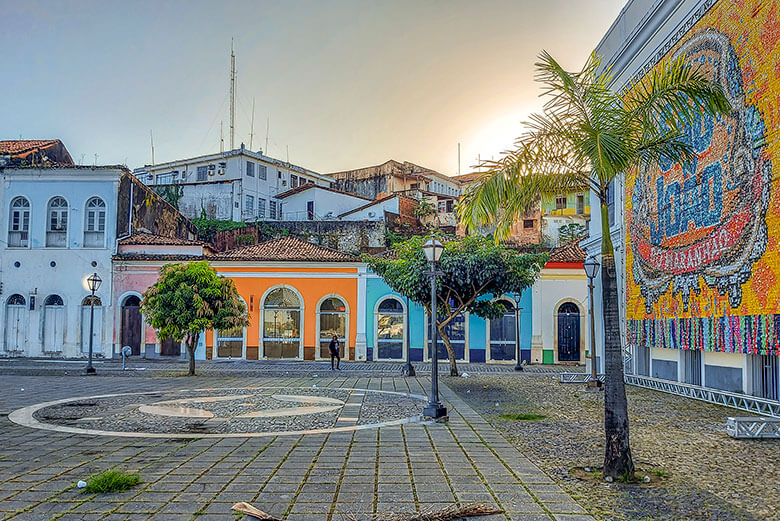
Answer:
[{"left": 626, "top": 0, "right": 780, "bottom": 356}]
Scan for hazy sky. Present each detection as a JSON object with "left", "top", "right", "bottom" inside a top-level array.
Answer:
[{"left": 1, "top": 0, "right": 625, "bottom": 175}]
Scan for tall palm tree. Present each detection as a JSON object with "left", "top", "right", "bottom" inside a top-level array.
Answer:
[{"left": 458, "top": 51, "right": 730, "bottom": 478}]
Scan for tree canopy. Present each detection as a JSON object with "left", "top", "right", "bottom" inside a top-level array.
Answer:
[
  {"left": 364, "top": 235, "right": 547, "bottom": 375},
  {"left": 142, "top": 261, "right": 248, "bottom": 375}
]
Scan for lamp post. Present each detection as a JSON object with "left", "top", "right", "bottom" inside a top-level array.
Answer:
[
  {"left": 513, "top": 292, "right": 523, "bottom": 371},
  {"left": 402, "top": 296, "right": 415, "bottom": 376},
  {"left": 85, "top": 272, "right": 102, "bottom": 375},
  {"left": 422, "top": 238, "right": 447, "bottom": 419},
  {"left": 583, "top": 257, "right": 601, "bottom": 389}
]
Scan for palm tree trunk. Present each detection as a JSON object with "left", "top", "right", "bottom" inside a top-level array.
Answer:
[
  {"left": 600, "top": 204, "right": 634, "bottom": 479},
  {"left": 437, "top": 325, "right": 459, "bottom": 376}
]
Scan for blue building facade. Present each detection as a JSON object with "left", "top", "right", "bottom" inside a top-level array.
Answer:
[{"left": 364, "top": 274, "right": 532, "bottom": 363}]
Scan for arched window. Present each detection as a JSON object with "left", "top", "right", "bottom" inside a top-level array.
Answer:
[
  {"left": 318, "top": 297, "right": 347, "bottom": 359},
  {"left": 43, "top": 294, "right": 65, "bottom": 352},
  {"left": 262, "top": 287, "right": 301, "bottom": 359},
  {"left": 376, "top": 297, "right": 404, "bottom": 360},
  {"left": 83, "top": 197, "right": 106, "bottom": 247},
  {"left": 46, "top": 197, "right": 68, "bottom": 247},
  {"left": 5, "top": 294, "right": 27, "bottom": 352},
  {"left": 8, "top": 197, "right": 31, "bottom": 247},
  {"left": 489, "top": 299, "right": 516, "bottom": 361}
]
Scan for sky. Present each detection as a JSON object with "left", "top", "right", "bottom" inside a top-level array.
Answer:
[{"left": 0, "top": 0, "right": 625, "bottom": 175}]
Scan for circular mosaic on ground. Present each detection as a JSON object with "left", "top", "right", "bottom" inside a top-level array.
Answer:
[{"left": 8, "top": 387, "right": 427, "bottom": 438}]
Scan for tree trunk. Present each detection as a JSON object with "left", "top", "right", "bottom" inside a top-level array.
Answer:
[
  {"left": 186, "top": 333, "right": 198, "bottom": 376},
  {"left": 600, "top": 204, "right": 634, "bottom": 479},
  {"left": 438, "top": 325, "right": 459, "bottom": 376}
]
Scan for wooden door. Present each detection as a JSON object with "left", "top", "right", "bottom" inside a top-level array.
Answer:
[
  {"left": 121, "top": 304, "right": 142, "bottom": 356},
  {"left": 557, "top": 303, "right": 580, "bottom": 362},
  {"left": 160, "top": 337, "right": 181, "bottom": 357}
]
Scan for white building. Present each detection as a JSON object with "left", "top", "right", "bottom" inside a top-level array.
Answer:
[
  {"left": 134, "top": 145, "right": 332, "bottom": 222},
  {"left": 275, "top": 184, "right": 372, "bottom": 221},
  {"left": 1, "top": 166, "right": 122, "bottom": 358}
]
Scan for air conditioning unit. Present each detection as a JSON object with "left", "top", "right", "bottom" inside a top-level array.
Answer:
[
  {"left": 218, "top": 169, "right": 225, "bottom": 175},
  {"left": 208, "top": 164, "right": 216, "bottom": 170}
]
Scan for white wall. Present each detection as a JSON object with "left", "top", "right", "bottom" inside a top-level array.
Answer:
[
  {"left": 280, "top": 188, "right": 368, "bottom": 221},
  {"left": 1, "top": 168, "right": 120, "bottom": 358},
  {"left": 340, "top": 197, "right": 400, "bottom": 221},
  {"left": 532, "top": 268, "right": 588, "bottom": 364}
]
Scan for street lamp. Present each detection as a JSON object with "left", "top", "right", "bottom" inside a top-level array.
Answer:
[
  {"left": 513, "top": 292, "right": 523, "bottom": 371},
  {"left": 422, "top": 238, "right": 447, "bottom": 419},
  {"left": 583, "top": 257, "right": 601, "bottom": 389},
  {"left": 402, "top": 296, "right": 415, "bottom": 376},
  {"left": 85, "top": 272, "right": 102, "bottom": 375}
]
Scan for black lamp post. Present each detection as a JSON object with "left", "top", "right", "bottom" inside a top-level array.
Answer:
[
  {"left": 583, "top": 257, "right": 601, "bottom": 389},
  {"left": 402, "top": 296, "right": 415, "bottom": 376},
  {"left": 85, "top": 272, "right": 102, "bottom": 375},
  {"left": 513, "top": 292, "right": 523, "bottom": 371},
  {"left": 422, "top": 238, "right": 447, "bottom": 419}
]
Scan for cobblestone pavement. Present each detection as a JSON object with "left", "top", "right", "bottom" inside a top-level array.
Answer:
[
  {"left": 0, "top": 358, "right": 581, "bottom": 378},
  {"left": 0, "top": 374, "right": 593, "bottom": 521}
]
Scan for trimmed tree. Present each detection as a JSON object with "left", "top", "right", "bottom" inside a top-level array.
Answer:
[
  {"left": 458, "top": 52, "right": 730, "bottom": 478},
  {"left": 142, "top": 261, "right": 248, "bottom": 376},
  {"left": 365, "top": 235, "right": 547, "bottom": 376}
]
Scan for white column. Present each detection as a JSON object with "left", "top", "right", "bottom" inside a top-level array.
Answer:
[{"left": 355, "top": 266, "right": 367, "bottom": 360}]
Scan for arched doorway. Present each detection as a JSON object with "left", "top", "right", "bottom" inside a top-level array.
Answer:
[
  {"left": 120, "top": 295, "right": 142, "bottom": 356},
  {"left": 318, "top": 296, "right": 348, "bottom": 360},
  {"left": 43, "top": 295, "right": 65, "bottom": 352},
  {"left": 375, "top": 297, "right": 405, "bottom": 360},
  {"left": 80, "top": 296, "right": 102, "bottom": 355},
  {"left": 262, "top": 287, "right": 301, "bottom": 359},
  {"left": 4, "top": 294, "right": 27, "bottom": 352},
  {"left": 488, "top": 299, "right": 516, "bottom": 362},
  {"left": 557, "top": 302, "right": 580, "bottom": 362}
]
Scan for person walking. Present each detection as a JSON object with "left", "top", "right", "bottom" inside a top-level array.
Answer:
[{"left": 328, "top": 334, "right": 341, "bottom": 370}]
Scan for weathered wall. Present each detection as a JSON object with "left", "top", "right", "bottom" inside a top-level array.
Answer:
[
  {"left": 212, "top": 220, "right": 388, "bottom": 254},
  {"left": 116, "top": 174, "right": 196, "bottom": 240}
]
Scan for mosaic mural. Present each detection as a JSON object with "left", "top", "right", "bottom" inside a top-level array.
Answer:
[{"left": 625, "top": 0, "right": 780, "bottom": 355}]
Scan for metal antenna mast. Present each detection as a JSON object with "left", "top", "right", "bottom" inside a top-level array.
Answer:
[
  {"left": 150, "top": 130, "right": 155, "bottom": 166},
  {"left": 220, "top": 121, "right": 224, "bottom": 153},
  {"left": 230, "top": 38, "right": 236, "bottom": 150},
  {"left": 249, "top": 98, "right": 255, "bottom": 150},
  {"left": 265, "top": 116, "right": 269, "bottom": 155}
]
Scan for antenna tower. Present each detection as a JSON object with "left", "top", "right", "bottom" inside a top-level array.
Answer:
[
  {"left": 249, "top": 98, "right": 255, "bottom": 150},
  {"left": 230, "top": 39, "right": 236, "bottom": 150},
  {"left": 150, "top": 130, "right": 155, "bottom": 166}
]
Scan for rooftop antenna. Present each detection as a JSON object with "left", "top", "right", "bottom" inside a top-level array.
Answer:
[
  {"left": 94, "top": 153, "right": 99, "bottom": 166},
  {"left": 80, "top": 154, "right": 85, "bottom": 165},
  {"left": 265, "top": 116, "right": 269, "bottom": 155},
  {"left": 458, "top": 142, "right": 461, "bottom": 175},
  {"left": 229, "top": 38, "right": 236, "bottom": 150},
  {"left": 220, "top": 121, "right": 224, "bottom": 153},
  {"left": 249, "top": 97, "right": 255, "bottom": 150},
  {"left": 150, "top": 130, "right": 155, "bottom": 166},
  {"left": 286, "top": 145, "right": 290, "bottom": 164}
]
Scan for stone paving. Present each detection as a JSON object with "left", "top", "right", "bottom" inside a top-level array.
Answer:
[{"left": 0, "top": 373, "right": 593, "bottom": 521}]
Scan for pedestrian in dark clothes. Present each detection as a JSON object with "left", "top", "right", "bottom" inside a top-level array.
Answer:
[{"left": 328, "top": 334, "right": 341, "bottom": 370}]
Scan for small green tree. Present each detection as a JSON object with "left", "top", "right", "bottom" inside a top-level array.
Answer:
[
  {"left": 365, "top": 235, "right": 546, "bottom": 376},
  {"left": 558, "top": 223, "right": 587, "bottom": 244},
  {"left": 142, "top": 261, "right": 248, "bottom": 375}
]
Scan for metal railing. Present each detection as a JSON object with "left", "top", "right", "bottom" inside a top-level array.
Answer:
[
  {"left": 726, "top": 416, "right": 780, "bottom": 438},
  {"left": 559, "top": 372, "right": 605, "bottom": 383},
  {"left": 625, "top": 374, "right": 780, "bottom": 418}
]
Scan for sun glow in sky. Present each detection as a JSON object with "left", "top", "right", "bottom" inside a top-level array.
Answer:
[{"left": 0, "top": 0, "right": 625, "bottom": 175}]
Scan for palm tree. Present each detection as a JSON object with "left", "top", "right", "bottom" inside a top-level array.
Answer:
[{"left": 458, "top": 51, "right": 730, "bottom": 478}]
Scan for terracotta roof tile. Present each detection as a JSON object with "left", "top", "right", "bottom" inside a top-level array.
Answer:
[
  {"left": 210, "top": 236, "right": 359, "bottom": 262},
  {"left": 548, "top": 238, "right": 587, "bottom": 263},
  {"left": 119, "top": 232, "right": 204, "bottom": 246},
  {"left": 0, "top": 140, "right": 59, "bottom": 155}
]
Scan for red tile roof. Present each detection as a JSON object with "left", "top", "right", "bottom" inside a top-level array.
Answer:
[
  {"left": 0, "top": 139, "right": 74, "bottom": 165},
  {"left": 275, "top": 183, "right": 372, "bottom": 201},
  {"left": 210, "top": 236, "right": 359, "bottom": 262},
  {"left": 118, "top": 232, "right": 204, "bottom": 246},
  {"left": 548, "top": 238, "right": 587, "bottom": 263}
]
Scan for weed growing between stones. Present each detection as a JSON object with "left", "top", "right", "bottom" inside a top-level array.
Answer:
[
  {"left": 497, "top": 412, "right": 546, "bottom": 421},
  {"left": 82, "top": 469, "right": 141, "bottom": 494}
]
